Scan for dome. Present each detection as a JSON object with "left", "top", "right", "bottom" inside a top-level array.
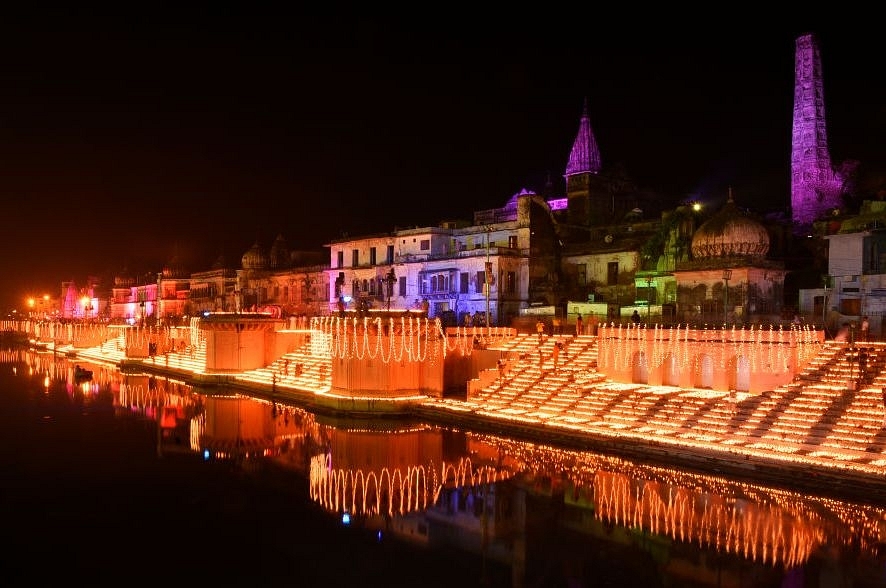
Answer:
[
  {"left": 241, "top": 241, "right": 269, "bottom": 270},
  {"left": 691, "top": 194, "right": 770, "bottom": 259}
]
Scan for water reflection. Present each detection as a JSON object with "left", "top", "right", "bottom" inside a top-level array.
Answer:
[{"left": 4, "top": 346, "right": 886, "bottom": 586}]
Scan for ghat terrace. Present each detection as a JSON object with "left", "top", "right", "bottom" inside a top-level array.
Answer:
[{"left": 13, "top": 312, "right": 886, "bottom": 493}]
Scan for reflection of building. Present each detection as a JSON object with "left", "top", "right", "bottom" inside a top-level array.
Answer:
[
  {"left": 486, "top": 434, "right": 886, "bottom": 583},
  {"left": 199, "top": 396, "right": 277, "bottom": 458},
  {"left": 196, "top": 395, "right": 309, "bottom": 460},
  {"left": 309, "top": 426, "right": 445, "bottom": 520}
]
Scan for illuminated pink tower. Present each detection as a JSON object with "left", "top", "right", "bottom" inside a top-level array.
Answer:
[{"left": 790, "top": 32, "right": 844, "bottom": 231}]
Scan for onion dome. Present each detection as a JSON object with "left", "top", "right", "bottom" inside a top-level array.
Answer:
[
  {"left": 691, "top": 192, "right": 770, "bottom": 259},
  {"left": 241, "top": 241, "right": 269, "bottom": 270},
  {"left": 269, "top": 234, "right": 291, "bottom": 269}
]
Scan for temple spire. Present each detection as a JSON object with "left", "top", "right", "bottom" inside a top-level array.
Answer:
[{"left": 564, "top": 97, "right": 601, "bottom": 177}]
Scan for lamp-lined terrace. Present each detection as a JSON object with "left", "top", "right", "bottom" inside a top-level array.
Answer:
[
  {"left": 18, "top": 317, "right": 886, "bottom": 492},
  {"left": 427, "top": 332, "right": 886, "bottom": 480}
]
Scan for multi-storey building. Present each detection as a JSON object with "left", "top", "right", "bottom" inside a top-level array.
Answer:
[
  {"left": 325, "top": 192, "right": 548, "bottom": 326},
  {"left": 798, "top": 200, "right": 886, "bottom": 337}
]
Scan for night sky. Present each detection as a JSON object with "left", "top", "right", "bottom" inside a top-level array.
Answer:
[{"left": 0, "top": 10, "right": 883, "bottom": 311}]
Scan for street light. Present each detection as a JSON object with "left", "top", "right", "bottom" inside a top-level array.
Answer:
[
  {"left": 385, "top": 267, "right": 396, "bottom": 310},
  {"left": 822, "top": 275, "right": 831, "bottom": 330},
  {"left": 645, "top": 276, "right": 653, "bottom": 322},
  {"left": 484, "top": 226, "right": 493, "bottom": 328},
  {"left": 81, "top": 296, "right": 93, "bottom": 321},
  {"left": 722, "top": 269, "right": 732, "bottom": 325}
]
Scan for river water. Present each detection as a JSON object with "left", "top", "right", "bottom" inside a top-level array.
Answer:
[{"left": 2, "top": 346, "right": 885, "bottom": 587}]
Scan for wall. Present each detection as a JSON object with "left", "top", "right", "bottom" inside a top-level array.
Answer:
[{"left": 596, "top": 325, "right": 824, "bottom": 393}]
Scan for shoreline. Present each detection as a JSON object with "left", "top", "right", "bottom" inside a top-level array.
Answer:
[{"left": 47, "top": 339, "right": 886, "bottom": 506}]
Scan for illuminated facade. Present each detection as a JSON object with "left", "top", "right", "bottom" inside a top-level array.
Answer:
[
  {"left": 325, "top": 194, "right": 542, "bottom": 327},
  {"left": 797, "top": 200, "right": 886, "bottom": 338}
]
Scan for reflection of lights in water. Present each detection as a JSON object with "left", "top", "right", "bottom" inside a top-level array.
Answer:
[
  {"left": 471, "top": 433, "right": 886, "bottom": 569},
  {"left": 6, "top": 323, "right": 885, "bottom": 571},
  {"left": 309, "top": 453, "right": 511, "bottom": 519}
]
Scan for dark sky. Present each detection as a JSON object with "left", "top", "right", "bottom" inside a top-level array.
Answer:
[{"left": 0, "top": 10, "right": 883, "bottom": 311}]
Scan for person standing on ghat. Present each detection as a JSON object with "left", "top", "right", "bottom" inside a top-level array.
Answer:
[
  {"left": 861, "top": 316, "right": 870, "bottom": 341},
  {"left": 575, "top": 313, "right": 583, "bottom": 336}
]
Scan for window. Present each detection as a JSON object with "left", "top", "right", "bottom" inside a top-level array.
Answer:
[
  {"left": 607, "top": 261, "right": 619, "bottom": 286},
  {"left": 387, "top": 245, "right": 394, "bottom": 264},
  {"left": 369, "top": 247, "right": 377, "bottom": 266},
  {"left": 337, "top": 250, "right": 344, "bottom": 269},
  {"left": 420, "top": 239, "right": 430, "bottom": 251},
  {"left": 476, "top": 271, "right": 485, "bottom": 294},
  {"left": 398, "top": 276, "right": 406, "bottom": 297},
  {"left": 508, "top": 235, "right": 517, "bottom": 249},
  {"left": 460, "top": 272, "right": 469, "bottom": 294},
  {"left": 506, "top": 271, "right": 516, "bottom": 294},
  {"left": 428, "top": 274, "right": 450, "bottom": 293},
  {"left": 576, "top": 263, "right": 586, "bottom": 286},
  {"left": 335, "top": 272, "right": 345, "bottom": 297},
  {"left": 352, "top": 249, "right": 359, "bottom": 267}
]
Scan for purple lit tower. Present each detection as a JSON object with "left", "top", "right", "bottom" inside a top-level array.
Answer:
[
  {"left": 565, "top": 97, "right": 603, "bottom": 230},
  {"left": 790, "top": 33, "right": 844, "bottom": 231}
]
